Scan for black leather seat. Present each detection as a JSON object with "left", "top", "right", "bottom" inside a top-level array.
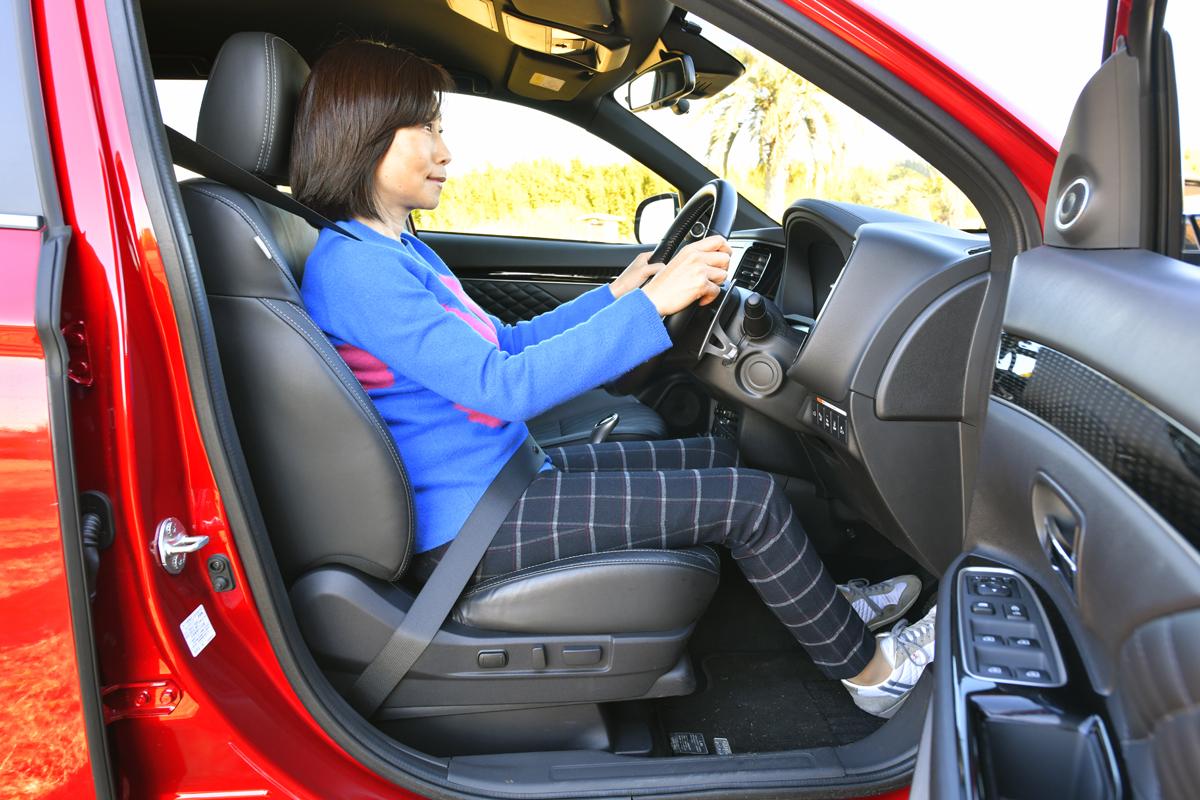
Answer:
[{"left": 176, "top": 32, "right": 716, "bottom": 751}]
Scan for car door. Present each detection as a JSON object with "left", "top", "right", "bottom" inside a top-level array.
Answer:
[{"left": 919, "top": 1, "right": 1200, "bottom": 798}]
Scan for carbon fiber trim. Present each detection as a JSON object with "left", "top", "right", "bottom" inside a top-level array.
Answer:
[{"left": 993, "top": 333, "right": 1200, "bottom": 542}]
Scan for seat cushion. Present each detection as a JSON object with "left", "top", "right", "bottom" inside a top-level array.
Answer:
[
  {"left": 451, "top": 547, "right": 720, "bottom": 634},
  {"left": 528, "top": 389, "right": 666, "bottom": 448}
]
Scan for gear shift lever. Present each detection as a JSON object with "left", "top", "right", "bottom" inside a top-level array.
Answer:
[{"left": 590, "top": 412, "right": 620, "bottom": 445}]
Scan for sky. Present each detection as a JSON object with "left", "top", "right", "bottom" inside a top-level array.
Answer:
[{"left": 157, "top": 1, "right": 1200, "bottom": 177}]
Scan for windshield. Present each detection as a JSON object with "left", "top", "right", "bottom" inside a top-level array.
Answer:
[{"left": 629, "top": 14, "right": 983, "bottom": 228}]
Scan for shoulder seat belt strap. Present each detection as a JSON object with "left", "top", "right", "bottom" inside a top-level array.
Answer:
[
  {"left": 164, "top": 126, "right": 360, "bottom": 241},
  {"left": 348, "top": 437, "right": 546, "bottom": 718}
]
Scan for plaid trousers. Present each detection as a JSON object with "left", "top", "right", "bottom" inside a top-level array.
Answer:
[{"left": 412, "top": 437, "right": 874, "bottom": 679}]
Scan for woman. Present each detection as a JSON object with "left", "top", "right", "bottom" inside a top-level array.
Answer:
[{"left": 292, "top": 39, "right": 934, "bottom": 719}]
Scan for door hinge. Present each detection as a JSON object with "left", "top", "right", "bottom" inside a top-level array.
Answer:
[
  {"left": 101, "top": 679, "right": 182, "bottom": 723},
  {"left": 61, "top": 320, "right": 94, "bottom": 386}
]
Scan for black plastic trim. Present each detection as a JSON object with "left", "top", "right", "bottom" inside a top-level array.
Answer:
[{"left": 993, "top": 333, "right": 1200, "bottom": 544}]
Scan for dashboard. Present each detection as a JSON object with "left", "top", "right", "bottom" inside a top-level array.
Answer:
[{"left": 692, "top": 199, "right": 993, "bottom": 574}]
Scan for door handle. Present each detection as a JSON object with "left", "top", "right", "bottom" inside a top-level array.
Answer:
[{"left": 1032, "top": 472, "right": 1084, "bottom": 595}]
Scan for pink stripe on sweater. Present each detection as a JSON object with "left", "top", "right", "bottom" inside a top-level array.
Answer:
[
  {"left": 439, "top": 274, "right": 498, "bottom": 343},
  {"left": 335, "top": 344, "right": 395, "bottom": 389}
]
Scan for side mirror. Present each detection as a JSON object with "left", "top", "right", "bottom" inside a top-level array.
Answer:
[
  {"left": 623, "top": 55, "right": 696, "bottom": 113},
  {"left": 635, "top": 192, "right": 681, "bottom": 244}
]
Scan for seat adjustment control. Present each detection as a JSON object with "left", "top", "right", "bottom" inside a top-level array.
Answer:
[
  {"left": 477, "top": 650, "right": 508, "bottom": 668},
  {"left": 561, "top": 645, "right": 602, "bottom": 666}
]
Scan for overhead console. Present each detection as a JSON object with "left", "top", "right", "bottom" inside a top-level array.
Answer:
[{"left": 689, "top": 200, "right": 996, "bottom": 573}]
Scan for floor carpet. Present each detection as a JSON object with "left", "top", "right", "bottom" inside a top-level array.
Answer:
[{"left": 649, "top": 539, "right": 933, "bottom": 755}]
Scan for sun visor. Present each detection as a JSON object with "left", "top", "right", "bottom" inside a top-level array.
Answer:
[
  {"left": 511, "top": 0, "right": 614, "bottom": 29},
  {"left": 507, "top": 51, "right": 589, "bottom": 101}
]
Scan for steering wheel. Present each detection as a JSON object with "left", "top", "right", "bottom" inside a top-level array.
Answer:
[{"left": 609, "top": 179, "right": 738, "bottom": 394}]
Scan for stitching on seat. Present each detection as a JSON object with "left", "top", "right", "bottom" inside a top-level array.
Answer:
[
  {"left": 461, "top": 551, "right": 719, "bottom": 597},
  {"left": 461, "top": 559, "right": 720, "bottom": 598},
  {"left": 262, "top": 34, "right": 280, "bottom": 176},
  {"left": 259, "top": 298, "right": 415, "bottom": 577},
  {"left": 185, "top": 185, "right": 300, "bottom": 294},
  {"left": 255, "top": 33, "right": 272, "bottom": 174}
]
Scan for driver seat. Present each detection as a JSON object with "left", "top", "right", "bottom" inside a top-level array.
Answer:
[{"left": 176, "top": 32, "right": 718, "bottom": 753}]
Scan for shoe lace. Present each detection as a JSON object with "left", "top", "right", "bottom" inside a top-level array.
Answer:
[
  {"left": 889, "top": 614, "right": 934, "bottom": 667},
  {"left": 842, "top": 577, "right": 884, "bottom": 615}
]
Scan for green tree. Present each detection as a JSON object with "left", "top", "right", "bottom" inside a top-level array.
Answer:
[{"left": 701, "top": 48, "right": 839, "bottom": 218}]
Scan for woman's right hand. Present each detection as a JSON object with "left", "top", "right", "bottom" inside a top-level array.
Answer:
[{"left": 641, "top": 235, "right": 733, "bottom": 317}]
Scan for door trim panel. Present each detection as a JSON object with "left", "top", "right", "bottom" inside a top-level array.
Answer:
[
  {"left": 1005, "top": 246, "right": 1200, "bottom": 434},
  {"left": 994, "top": 333, "right": 1200, "bottom": 545}
]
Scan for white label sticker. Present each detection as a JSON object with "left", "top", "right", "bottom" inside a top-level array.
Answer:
[
  {"left": 529, "top": 72, "right": 565, "bottom": 91},
  {"left": 180, "top": 604, "right": 216, "bottom": 657}
]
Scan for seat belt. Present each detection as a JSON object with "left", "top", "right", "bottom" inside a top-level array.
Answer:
[
  {"left": 164, "top": 126, "right": 360, "bottom": 241},
  {"left": 348, "top": 437, "right": 546, "bottom": 718}
]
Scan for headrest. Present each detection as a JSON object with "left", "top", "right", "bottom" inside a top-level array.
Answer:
[{"left": 197, "top": 32, "right": 309, "bottom": 186}]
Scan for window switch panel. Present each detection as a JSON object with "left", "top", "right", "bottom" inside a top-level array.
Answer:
[{"left": 957, "top": 567, "right": 1066, "bottom": 688}]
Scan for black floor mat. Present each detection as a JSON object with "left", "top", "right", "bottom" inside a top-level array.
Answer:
[
  {"left": 649, "top": 538, "right": 931, "bottom": 755},
  {"left": 654, "top": 651, "right": 884, "bottom": 754}
]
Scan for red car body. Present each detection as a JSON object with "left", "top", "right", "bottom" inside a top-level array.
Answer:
[{"left": 1, "top": 0, "right": 1075, "bottom": 796}]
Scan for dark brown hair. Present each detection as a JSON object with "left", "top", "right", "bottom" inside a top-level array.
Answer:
[{"left": 291, "top": 39, "right": 453, "bottom": 221}]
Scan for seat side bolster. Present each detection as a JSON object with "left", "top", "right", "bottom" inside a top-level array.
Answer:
[{"left": 451, "top": 547, "right": 720, "bottom": 634}]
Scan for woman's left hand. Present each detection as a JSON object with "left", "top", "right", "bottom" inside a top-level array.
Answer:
[{"left": 609, "top": 251, "right": 664, "bottom": 300}]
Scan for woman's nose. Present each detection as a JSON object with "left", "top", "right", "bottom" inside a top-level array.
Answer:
[{"left": 435, "top": 139, "right": 452, "bottom": 165}]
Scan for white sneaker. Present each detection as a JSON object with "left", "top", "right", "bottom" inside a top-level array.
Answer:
[
  {"left": 838, "top": 574, "right": 922, "bottom": 631},
  {"left": 842, "top": 605, "right": 936, "bottom": 719}
]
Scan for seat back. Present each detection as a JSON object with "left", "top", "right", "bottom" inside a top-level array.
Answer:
[{"left": 180, "top": 32, "right": 414, "bottom": 582}]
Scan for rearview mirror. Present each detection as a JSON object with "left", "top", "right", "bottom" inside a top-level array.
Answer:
[{"left": 623, "top": 55, "right": 696, "bottom": 113}]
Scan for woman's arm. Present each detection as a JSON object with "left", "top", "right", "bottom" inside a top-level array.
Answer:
[{"left": 309, "top": 243, "right": 671, "bottom": 422}]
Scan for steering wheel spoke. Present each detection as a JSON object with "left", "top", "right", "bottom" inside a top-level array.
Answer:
[{"left": 608, "top": 179, "right": 738, "bottom": 395}]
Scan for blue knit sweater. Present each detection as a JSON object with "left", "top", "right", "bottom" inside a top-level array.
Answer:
[{"left": 301, "top": 220, "right": 673, "bottom": 553}]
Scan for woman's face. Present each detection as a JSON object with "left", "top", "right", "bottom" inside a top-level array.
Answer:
[{"left": 372, "top": 117, "right": 451, "bottom": 221}]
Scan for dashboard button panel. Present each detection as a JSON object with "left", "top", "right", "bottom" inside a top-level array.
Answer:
[{"left": 812, "top": 396, "right": 847, "bottom": 442}]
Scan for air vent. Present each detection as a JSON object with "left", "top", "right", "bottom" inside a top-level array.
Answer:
[{"left": 734, "top": 245, "right": 771, "bottom": 291}]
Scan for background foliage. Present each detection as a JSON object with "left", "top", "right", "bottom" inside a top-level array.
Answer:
[{"left": 415, "top": 47, "right": 987, "bottom": 241}]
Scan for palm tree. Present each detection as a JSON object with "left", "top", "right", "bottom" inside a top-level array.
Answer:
[{"left": 703, "top": 48, "right": 840, "bottom": 218}]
